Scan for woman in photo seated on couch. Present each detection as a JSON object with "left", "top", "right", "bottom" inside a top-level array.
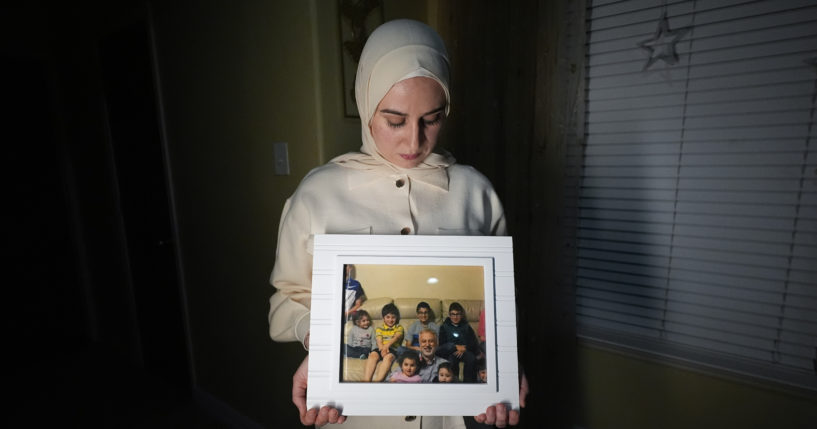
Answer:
[
  {"left": 363, "top": 303, "right": 403, "bottom": 382},
  {"left": 437, "top": 302, "right": 481, "bottom": 382}
]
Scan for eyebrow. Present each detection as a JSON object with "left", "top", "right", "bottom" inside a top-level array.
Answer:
[{"left": 379, "top": 105, "right": 446, "bottom": 117}]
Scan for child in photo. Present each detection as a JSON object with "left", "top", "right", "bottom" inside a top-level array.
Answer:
[
  {"left": 345, "top": 310, "right": 374, "bottom": 359},
  {"left": 344, "top": 264, "right": 366, "bottom": 319},
  {"left": 434, "top": 361, "right": 455, "bottom": 383},
  {"left": 401, "top": 301, "right": 440, "bottom": 355},
  {"left": 388, "top": 351, "right": 422, "bottom": 383},
  {"left": 476, "top": 358, "right": 487, "bottom": 383},
  {"left": 437, "top": 302, "right": 481, "bottom": 382},
  {"left": 363, "top": 303, "right": 404, "bottom": 382}
]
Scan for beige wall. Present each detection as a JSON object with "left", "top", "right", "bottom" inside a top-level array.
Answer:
[
  {"left": 152, "top": 1, "right": 322, "bottom": 426},
  {"left": 354, "top": 264, "right": 484, "bottom": 300},
  {"left": 577, "top": 345, "right": 817, "bottom": 429},
  {"left": 313, "top": 0, "right": 358, "bottom": 162},
  {"left": 151, "top": 1, "right": 440, "bottom": 426}
]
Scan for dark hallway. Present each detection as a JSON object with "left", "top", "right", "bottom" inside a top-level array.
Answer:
[
  {"left": 8, "top": 344, "right": 229, "bottom": 427},
  {"left": 3, "top": 3, "right": 227, "bottom": 426}
]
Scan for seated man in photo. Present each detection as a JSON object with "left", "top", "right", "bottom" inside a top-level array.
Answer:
[{"left": 416, "top": 328, "right": 448, "bottom": 383}]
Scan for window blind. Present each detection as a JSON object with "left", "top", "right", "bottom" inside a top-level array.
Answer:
[{"left": 574, "top": 0, "right": 817, "bottom": 389}]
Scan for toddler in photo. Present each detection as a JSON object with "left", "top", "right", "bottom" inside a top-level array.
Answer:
[
  {"left": 345, "top": 310, "right": 374, "bottom": 359},
  {"left": 476, "top": 358, "right": 487, "bottom": 383},
  {"left": 388, "top": 351, "right": 422, "bottom": 383},
  {"left": 435, "top": 362, "right": 454, "bottom": 383}
]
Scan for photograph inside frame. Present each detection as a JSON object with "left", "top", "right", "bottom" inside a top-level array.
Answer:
[{"left": 340, "top": 263, "right": 488, "bottom": 385}]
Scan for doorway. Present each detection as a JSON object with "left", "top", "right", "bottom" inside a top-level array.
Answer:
[{"left": 98, "top": 19, "right": 191, "bottom": 391}]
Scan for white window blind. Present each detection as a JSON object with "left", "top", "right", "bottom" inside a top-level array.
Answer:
[{"left": 575, "top": 0, "right": 817, "bottom": 389}]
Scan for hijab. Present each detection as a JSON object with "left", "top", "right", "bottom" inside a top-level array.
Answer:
[{"left": 330, "top": 19, "right": 455, "bottom": 190}]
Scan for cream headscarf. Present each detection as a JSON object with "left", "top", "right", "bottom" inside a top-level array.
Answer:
[{"left": 330, "top": 19, "right": 455, "bottom": 189}]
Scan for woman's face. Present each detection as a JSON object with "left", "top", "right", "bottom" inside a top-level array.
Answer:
[{"left": 369, "top": 77, "right": 447, "bottom": 168}]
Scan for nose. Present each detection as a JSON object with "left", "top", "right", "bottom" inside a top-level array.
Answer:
[{"left": 408, "top": 121, "right": 425, "bottom": 151}]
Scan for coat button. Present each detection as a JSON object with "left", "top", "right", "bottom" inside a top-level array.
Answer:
[
  {"left": 400, "top": 227, "right": 411, "bottom": 235},
  {"left": 404, "top": 416, "right": 416, "bottom": 422},
  {"left": 396, "top": 179, "right": 405, "bottom": 188}
]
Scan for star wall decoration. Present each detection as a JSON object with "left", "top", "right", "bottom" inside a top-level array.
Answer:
[{"left": 637, "top": 10, "right": 691, "bottom": 71}]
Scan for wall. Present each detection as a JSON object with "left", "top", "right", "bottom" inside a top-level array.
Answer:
[
  {"left": 312, "top": 0, "right": 358, "bottom": 162},
  {"left": 355, "top": 264, "right": 484, "bottom": 300},
  {"left": 577, "top": 345, "right": 817, "bottom": 429},
  {"left": 151, "top": 1, "right": 321, "bottom": 426},
  {"left": 151, "top": 1, "right": 438, "bottom": 426}
]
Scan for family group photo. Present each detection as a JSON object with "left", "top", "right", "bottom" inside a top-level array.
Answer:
[{"left": 340, "top": 264, "right": 489, "bottom": 385}]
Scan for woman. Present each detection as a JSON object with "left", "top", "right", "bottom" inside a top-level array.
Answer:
[{"left": 268, "top": 19, "right": 526, "bottom": 428}]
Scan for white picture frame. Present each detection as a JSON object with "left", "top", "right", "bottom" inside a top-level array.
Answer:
[{"left": 307, "top": 234, "right": 519, "bottom": 416}]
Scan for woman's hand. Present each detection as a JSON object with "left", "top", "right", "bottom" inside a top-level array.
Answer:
[
  {"left": 292, "top": 355, "right": 346, "bottom": 426},
  {"left": 474, "top": 372, "right": 528, "bottom": 428}
]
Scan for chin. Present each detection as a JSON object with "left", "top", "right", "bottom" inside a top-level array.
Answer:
[
  {"left": 394, "top": 160, "right": 421, "bottom": 169},
  {"left": 389, "top": 155, "right": 427, "bottom": 168}
]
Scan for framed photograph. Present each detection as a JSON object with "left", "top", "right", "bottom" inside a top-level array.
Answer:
[{"left": 307, "top": 234, "right": 519, "bottom": 416}]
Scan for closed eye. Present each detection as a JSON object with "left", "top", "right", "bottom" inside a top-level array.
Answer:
[{"left": 423, "top": 114, "right": 443, "bottom": 127}]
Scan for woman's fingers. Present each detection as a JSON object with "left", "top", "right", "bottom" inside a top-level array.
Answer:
[
  {"left": 317, "top": 406, "right": 346, "bottom": 425},
  {"left": 519, "top": 373, "right": 529, "bottom": 408},
  {"left": 327, "top": 407, "right": 343, "bottom": 424},
  {"left": 480, "top": 403, "right": 520, "bottom": 427},
  {"left": 315, "top": 406, "right": 331, "bottom": 426},
  {"left": 494, "top": 403, "right": 508, "bottom": 428},
  {"left": 509, "top": 409, "right": 520, "bottom": 426},
  {"left": 292, "top": 356, "right": 310, "bottom": 421},
  {"left": 301, "top": 408, "right": 319, "bottom": 426},
  {"left": 484, "top": 405, "right": 496, "bottom": 425}
]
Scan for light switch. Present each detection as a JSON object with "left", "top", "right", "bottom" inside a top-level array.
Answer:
[{"left": 273, "top": 142, "right": 290, "bottom": 175}]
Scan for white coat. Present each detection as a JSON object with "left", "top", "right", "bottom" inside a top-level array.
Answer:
[{"left": 268, "top": 162, "right": 506, "bottom": 344}]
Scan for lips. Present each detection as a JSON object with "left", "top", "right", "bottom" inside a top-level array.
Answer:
[{"left": 400, "top": 153, "right": 420, "bottom": 160}]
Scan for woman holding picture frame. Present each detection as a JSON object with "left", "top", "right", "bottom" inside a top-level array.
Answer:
[{"left": 268, "top": 19, "right": 528, "bottom": 428}]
